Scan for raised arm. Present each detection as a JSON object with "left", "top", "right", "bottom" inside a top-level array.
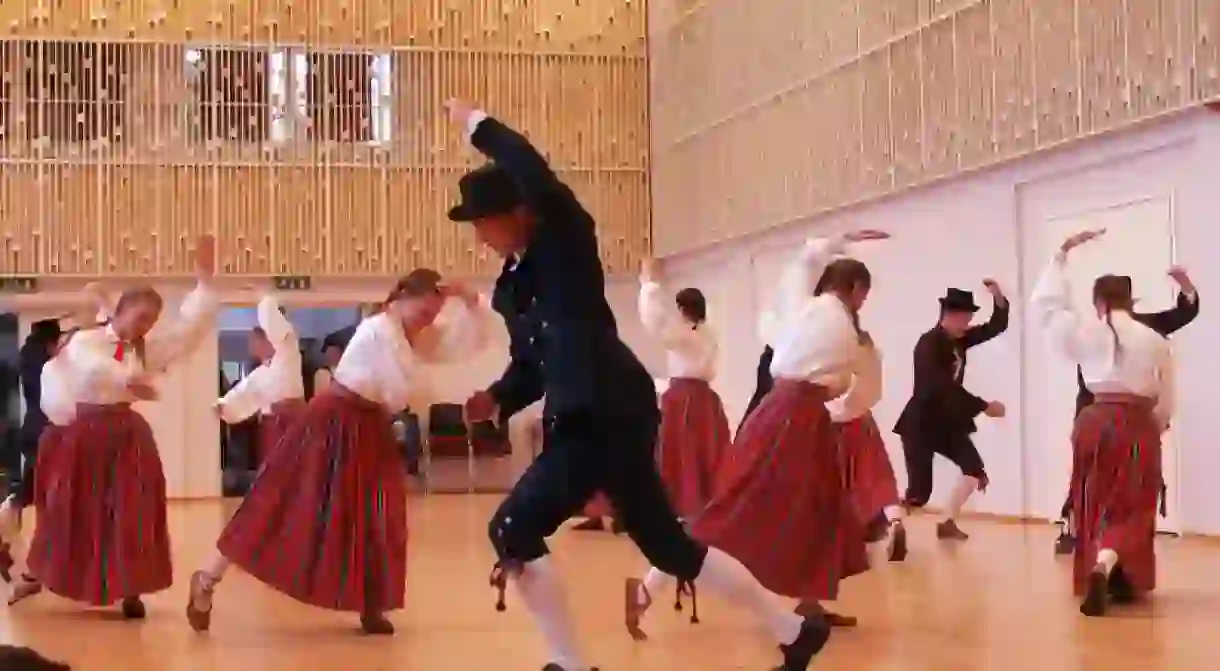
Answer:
[
  {"left": 256, "top": 294, "right": 297, "bottom": 353},
  {"left": 638, "top": 278, "right": 701, "bottom": 351},
  {"left": 411, "top": 291, "right": 496, "bottom": 364},
  {"left": 143, "top": 282, "right": 220, "bottom": 372},
  {"left": 1030, "top": 250, "right": 1101, "bottom": 362},
  {"left": 215, "top": 366, "right": 271, "bottom": 425},
  {"left": 770, "top": 236, "right": 847, "bottom": 320},
  {"left": 962, "top": 281, "right": 1010, "bottom": 348},
  {"left": 1138, "top": 273, "right": 1199, "bottom": 336},
  {"left": 447, "top": 99, "right": 561, "bottom": 203}
]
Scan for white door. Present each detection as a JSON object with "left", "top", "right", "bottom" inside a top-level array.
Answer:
[{"left": 1037, "top": 196, "right": 1179, "bottom": 533}]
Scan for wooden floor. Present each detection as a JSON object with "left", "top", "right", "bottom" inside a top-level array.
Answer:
[{"left": 3, "top": 496, "right": 1219, "bottom": 670}]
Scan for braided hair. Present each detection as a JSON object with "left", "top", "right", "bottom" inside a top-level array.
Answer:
[
  {"left": 813, "top": 258, "right": 871, "bottom": 336},
  {"left": 1092, "top": 274, "right": 1134, "bottom": 361}
]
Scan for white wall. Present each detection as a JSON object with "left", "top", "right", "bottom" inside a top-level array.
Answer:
[
  {"left": 13, "top": 277, "right": 661, "bottom": 499},
  {"left": 659, "top": 108, "right": 1220, "bottom": 535}
]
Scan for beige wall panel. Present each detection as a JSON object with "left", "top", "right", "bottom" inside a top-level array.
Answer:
[
  {"left": 650, "top": 0, "right": 1220, "bottom": 255},
  {"left": 921, "top": 17, "right": 959, "bottom": 179},
  {"left": 0, "top": 0, "right": 648, "bottom": 277},
  {"left": 1196, "top": 0, "right": 1220, "bottom": 98},
  {"left": 1032, "top": 0, "right": 1080, "bottom": 146},
  {"left": 953, "top": 1, "right": 995, "bottom": 169},
  {"left": 889, "top": 35, "right": 924, "bottom": 189},
  {"left": 1078, "top": 0, "right": 1133, "bottom": 134},
  {"left": 991, "top": 0, "right": 1035, "bottom": 159},
  {"left": 859, "top": 48, "right": 895, "bottom": 196}
]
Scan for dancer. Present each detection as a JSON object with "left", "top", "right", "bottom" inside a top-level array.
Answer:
[
  {"left": 1053, "top": 268, "right": 1197, "bottom": 554},
  {"left": 1031, "top": 229, "right": 1173, "bottom": 617},
  {"left": 830, "top": 330, "right": 907, "bottom": 562},
  {"left": 738, "top": 344, "right": 775, "bottom": 434},
  {"left": 17, "top": 237, "right": 219, "bottom": 618},
  {"left": 893, "top": 282, "right": 1009, "bottom": 540},
  {"left": 0, "top": 318, "right": 61, "bottom": 582},
  {"left": 639, "top": 260, "right": 730, "bottom": 519},
  {"left": 213, "top": 294, "right": 306, "bottom": 467},
  {"left": 187, "top": 271, "right": 492, "bottom": 635},
  {"left": 626, "top": 232, "right": 886, "bottom": 638},
  {"left": 446, "top": 99, "right": 832, "bottom": 671}
]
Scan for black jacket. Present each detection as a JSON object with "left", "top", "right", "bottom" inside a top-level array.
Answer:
[
  {"left": 18, "top": 340, "right": 52, "bottom": 440},
  {"left": 474, "top": 117, "right": 656, "bottom": 421},
  {"left": 1073, "top": 291, "right": 1199, "bottom": 416},
  {"left": 737, "top": 346, "right": 775, "bottom": 434},
  {"left": 894, "top": 299, "right": 1009, "bottom": 438}
]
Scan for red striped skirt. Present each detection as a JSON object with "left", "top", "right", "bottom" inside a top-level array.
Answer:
[
  {"left": 32, "top": 424, "right": 67, "bottom": 510},
  {"left": 657, "top": 378, "right": 732, "bottom": 518},
  {"left": 690, "top": 380, "right": 868, "bottom": 602},
  {"left": 837, "top": 413, "right": 900, "bottom": 525},
  {"left": 27, "top": 405, "right": 172, "bottom": 605},
  {"left": 256, "top": 398, "right": 307, "bottom": 466},
  {"left": 217, "top": 385, "right": 408, "bottom": 613},
  {"left": 1070, "top": 394, "right": 1162, "bottom": 596}
]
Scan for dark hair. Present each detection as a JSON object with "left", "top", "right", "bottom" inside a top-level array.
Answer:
[
  {"left": 27, "top": 319, "right": 62, "bottom": 347},
  {"left": 1093, "top": 274, "right": 1134, "bottom": 359},
  {"left": 813, "top": 258, "right": 872, "bottom": 335},
  {"left": 0, "top": 645, "right": 71, "bottom": 670},
  {"left": 675, "top": 287, "right": 707, "bottom": 326},
  {"left": 385, "top": 268, "right": 443, "bottom": 305},
  {"left": 250, "top": 326, "right": 267, "bottom": 338}
]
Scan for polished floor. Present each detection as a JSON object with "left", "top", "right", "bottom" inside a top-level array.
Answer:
[{"left": 2, "top": 496, "right": 1218, "bottom": 670}]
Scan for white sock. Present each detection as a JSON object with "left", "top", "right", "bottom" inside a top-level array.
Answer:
[
  {"left": 1096, "top": 549, "right": 1119, "bottom": 574},
  {"left": 513, "top": 556, "right": 589, "bottom": 671},
  {"left": 695, "top": 547, "right": 803, "bottom": 645},
  {"left": 942, "top": 475, "right": 980, "bottom": 521},
  {"left": 641, "top": 567, "right": 675, "bottom": 603},
  {"left": 883, "top": 505, "right": 904, "bottom": 523},
  {"left": 202, "top": 551, "right": 231, "bottom": 582}
]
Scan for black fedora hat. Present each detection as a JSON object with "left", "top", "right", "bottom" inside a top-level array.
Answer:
[
  {"left": 939, "top": 288, "right": 980, "bottom": 313},
  {"left": 447, "top": 163, "right": 523, "bottom": 222}
]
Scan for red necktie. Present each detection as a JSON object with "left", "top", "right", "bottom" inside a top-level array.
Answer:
[{"left": 114, "top": 342, "right": 125, "bottom": 362}]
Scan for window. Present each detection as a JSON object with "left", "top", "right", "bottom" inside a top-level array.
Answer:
[
  {"left": 189, "top": 47, "right": 271, "bottom": 143},
  {"left": 300, "top": 51, "right": 393, "bottom": 145},
  {"left": 24, "top": 41, "right": 130, "bottom": 143}
]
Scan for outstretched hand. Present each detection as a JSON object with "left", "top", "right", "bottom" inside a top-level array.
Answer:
[
  {"left": 444, "top": 98, "right": 477, "bottom": 126},
  {"left": 195, "top": 235, "right": 216, "bottom": 281},
  {"left": 640, "top": 259, "right": 660, "bottom": 283},
  {"left": 844, "top": 229, "right": 889, "bottom": 243},
  {"left": 1168, "top": 266, "right": 1196, "bottom": 294},
  {"left": 982, "top": 278, "right": 1007, "bottom": 306},
  {"left": 1061, "top": 229, "right": 1104, "bottom": 253}
]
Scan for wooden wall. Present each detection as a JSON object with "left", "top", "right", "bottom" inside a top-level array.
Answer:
[
  {"left": 649, "top": 0, "right": 1220, "bottom": 255},
  {"left": 0, "top": 0, "right": 648, "bottom": 277}
]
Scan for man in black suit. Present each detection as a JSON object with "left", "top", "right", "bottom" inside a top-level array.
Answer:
[
  {"left": 445, "top": 99, "right": 829, "bottom": 671},
  {"left": 1054, "top": 269, "right": 1198, "bottom": 555},
  {"left": 0, "top": 319, "right": 62, "bottom": 581},
  {"left": 894, "top": 283, "right": 1009, "bottom": 541}
]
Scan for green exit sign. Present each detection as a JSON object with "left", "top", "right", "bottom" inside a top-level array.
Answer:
[
  {"left": 0, "top": 276, "right": 38, "bottom": 293},
  {"left": 273, "top": 276, "right": 312, "bottom": 291}
]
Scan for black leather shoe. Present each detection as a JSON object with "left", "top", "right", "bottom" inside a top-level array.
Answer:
[
  {"left": 121, "top": 597, "right": 147, "bottom": 620},
  {"left": 1079, "top": 566, "right": 1109, "bottom": 617},
  {"left": 1054, "top": 533, "right": 1075, "bottom": 556},
  {"left": 775, "top": 615, "right": 831, "bottom": 670}
]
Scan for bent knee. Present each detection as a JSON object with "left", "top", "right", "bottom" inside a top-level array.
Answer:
[{"left": 487, "top": 509, "right": 547, "bottom": 563}]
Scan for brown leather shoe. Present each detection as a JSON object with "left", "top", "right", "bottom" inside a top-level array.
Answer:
[
  {"left": 360, "top": 612, "right": 395, "bottom": 635},
  {"left": 889, "top": 521, "right": 909, "bottom": 562},
  {"left": 625, "top": 578, "right": 653, "bottom": 641},
  {"left": 794, "top": 601, "right": 857, "bottom": 627},
  {"left": 936, "top": 519, "right": 969, "bottom": 540},
  {"left": 186, "top": 571, "right": 214, "bottom": 632},
  {"left": 0, "top": 542, "right": 13, "bottom": 584},
  {"left": 121, "top": 597, "right": 146, "bottom": 619}
]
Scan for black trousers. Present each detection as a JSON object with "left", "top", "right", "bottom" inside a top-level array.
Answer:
[
  {"left": 901, "top": 432, "right": 987, "bottom": 508},
  {"left": 489, "top": 407, "right": 707, "bottom": 581},
  {"left": 9, "top": 422, "right": 44, "bottom": 508}
]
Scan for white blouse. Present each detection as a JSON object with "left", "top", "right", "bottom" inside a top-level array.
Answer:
[
  {"left": 216, "top": 295, "right": 306, "bottom": 424},
  {"left": 1031, "top": 252, "right": 1175, "bottom": 423},
  {"left": 58, "top": 283, "right": 219, "bottom": 406},
  {"left": 827, "top": 344, "right": 883, "bottom": 423},
  {"left": 332, "top": 298, "right": 495, "bottom": 411},
  {"left": 638, "top": 279, "right": 718, "bottom": 381},
  {"left": 766, "top": 235, "right": 861, "bottom": 389},
  {"left": 40, "top": 356, "right": 75, "bottom": 426}
]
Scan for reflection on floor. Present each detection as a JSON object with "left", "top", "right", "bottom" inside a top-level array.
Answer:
[{"left": 3, "top": 496, "right": 1219, "bottom": 670}]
